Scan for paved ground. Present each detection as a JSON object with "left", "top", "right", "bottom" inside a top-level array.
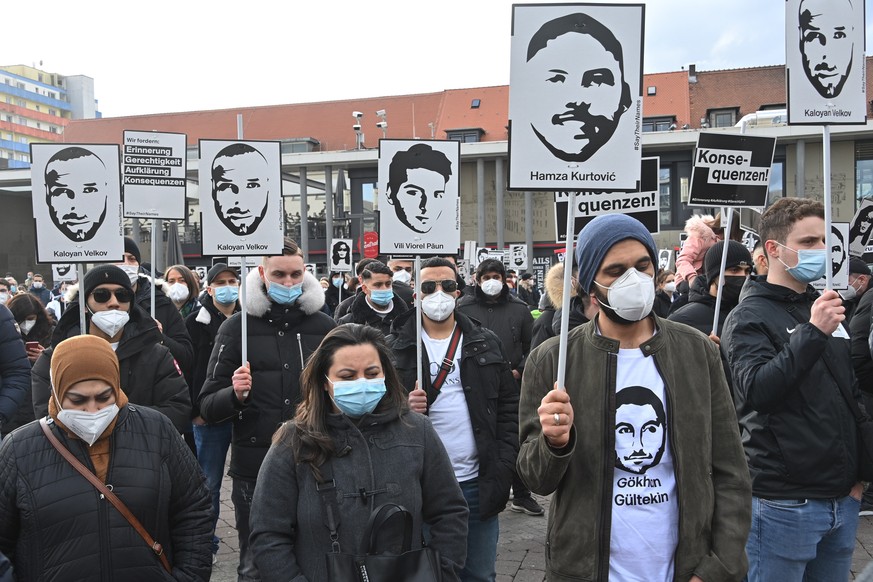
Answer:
[{"left": 207, "top": 468, "right": 873, "bottom": 581}]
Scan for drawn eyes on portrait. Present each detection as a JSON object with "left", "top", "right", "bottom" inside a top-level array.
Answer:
[{"left": 581, "top": 68, "right": 615, "bottom": 88}]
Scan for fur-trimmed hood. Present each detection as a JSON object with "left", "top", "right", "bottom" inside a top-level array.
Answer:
[
  {"left": 545, "top": 263, "right": 577, "bottom": 309},
  {"left": 245, "top": 268, "right": 325, "bottom": 317},
  {"left": 684, "top": 214, "right": 717, "bottom": 241}
]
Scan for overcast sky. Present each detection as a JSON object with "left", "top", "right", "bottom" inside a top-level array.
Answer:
[{"left": 6, "top": 0, "right": 871, "bottom": 118}]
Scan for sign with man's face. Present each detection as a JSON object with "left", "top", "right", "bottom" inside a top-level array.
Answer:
[
  {"left": 52, "top": 263, "right": 77, "bottom": 282},
  {"left": 509, "top": 244, "right": 529, "bottom": 270},
  {"left": 122, "top": 130, "right": 187, "bottom": 219},
  {"left": 199, "top": 140, "right": 283, "bottom": 256},
  {"left": 475, "top": 247, "right": 505, "bottom": 269},
  {"left": 329, "top": 239, "right": 354, "bottom": 272},
  {"left": 508, "top": 3, "right": 644, "bottom": 191},
  {"left": 813, "top": 222, "right": 850, "bottom": 290},
  {"left": 688, "top": 133, "right": 777, "bottom": 208},
  {"left": 786, "top": 0, "right": 867, "bottom": 125},
  {"left": 378, "top": 139, "right": 460, "bottom": 255},
  {"left": 849, "top": 201, "right": 873, "bottom": 257},
  {"left": 304, "top": 263, "right": 317, "bottom": 276},
  {"left": 30, "top": 143, "right": 124, "bottom": 263},
  {"left": 554, "top": 157, "right": 659, "bottom": 241}
]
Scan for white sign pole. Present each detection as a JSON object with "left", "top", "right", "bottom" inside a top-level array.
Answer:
[
  {"left": 236, "top": 114, "right": 250, "bottom": 386},
  {"left": 78, "top": 263, "right": 87, "bottom": 335},
  {"left": 556, "top": 194, "right": 576, "bottom": 392},
  {"left": 415, "top": 255, "right": 423, "bottom": 395},
  {"left": 711, "top": 208, "right": 732, "bottom": 337},
  {"left": 150, "top": 221, "right": 157, "bottom": 319},
  {"left": 823, "top": 125, "right": 833, "bottom": 291}
]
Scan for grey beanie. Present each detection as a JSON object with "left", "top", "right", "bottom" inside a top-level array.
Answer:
[{"left": 574, "top": 214, "right": 658, "bottom": 293}]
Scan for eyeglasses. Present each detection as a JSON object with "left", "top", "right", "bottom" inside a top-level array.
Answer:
[
  {"left": 91, "top": 288, "right": 134, "bottom": 304},
  {"left": 420, "top": 279, "right": 458, "bottom": 294}
]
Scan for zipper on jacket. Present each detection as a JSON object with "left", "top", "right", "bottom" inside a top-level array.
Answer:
[
  {"left": 598, "top": 351, "right": 618, "bottom": 582},
  {"left": 296, "top": 333, "right": 304, "bottom": 369},
  {"left": 209, "top": 344, "right": 225, "bottom": 380}
]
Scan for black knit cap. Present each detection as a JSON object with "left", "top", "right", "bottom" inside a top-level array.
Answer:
[
  {"left": 704, "top": 241, "right": 752, "bottom": 285},
  {"left": 83, "top": 265, "right": 134, "bottom": 298},
  {"left": 124, "top": 237, "right": 142, "bottom": 264},
  {"left": 207, "top": 263, "right": 238, "bottom": 285}
]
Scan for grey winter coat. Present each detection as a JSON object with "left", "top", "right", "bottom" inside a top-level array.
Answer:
[{"left": 249, "top": 409, "right": 469, "bottom": 582}]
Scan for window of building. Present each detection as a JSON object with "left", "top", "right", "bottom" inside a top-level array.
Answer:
[
  {"left": 4, "top": 115, "right": 11, "bottom": 123},
  {"left": 3, "top": 79, "right": 10, "bottom": 85},
  {"left": 48, "top": 92, "right": 56, "bottom": 100},
  {"left": 446, "top": 129, "right": 483, "bottom": 142},
  {"left": 471, "top": 99, "right": 481, "bottom": 109},
  {"left": 16, "top": 82, "right": 24, "bottom": 90},
  {"left": 35, "top": 105, "right": 40, "bottom": 112},
  {"left": 38, "top": 74, "right": 43, "bottom": 83},
  {"left": 49, "top": 109, "right": 57, "bottom": 116},
  {"left": 642, "top": 116, "right": 675, "bottom": 133},
  {"left": 50, "top": 126, "right": 58, "bottom": 134},
  {"left": 768, "top": 160, "right": 785, "bottom": 207},
  {"left": 856, "top": 141, "right": 873, "bottom": 209},
  {"left": 647, "top": 86, "right": 657, "bottom": 95},
  {"left": 708, "top": 108, "right": 738, "bottom": 128},
  {"left": 36, "top": 122, "right": 41, "bottom": 130},
  {"left": 15, "top": 100, "right": 25, "bottom": 108},
  {"left": 659, "top": 166, "right": 672, "bottom": 229}
]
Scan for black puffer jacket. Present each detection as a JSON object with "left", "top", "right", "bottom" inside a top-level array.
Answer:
[
  {"left": 185, "top": 295, "right": 239, "bottom": 418},
  {"left": 386, "top": 309, "right": 518, "bottom": 519},
  {"left": 0, "top": 306, "right": 29, "bottom": 432},
  {"left": 456, "top": 285, "right": 532, "bottom": 372},
  {"left": 32, "top": 302, "right": 192, "bottom": 433},
  {"left": 849, "top": 288, "right": 873, "bottom": 393},
  {"left": 667, "top": 276, "right": 724, "bottom": 335},
  {"left": 722, "top": 279, "right": 862, "bottom": 498},
  {"left": 337, "top": 291, "right": 408, "bottom": 336},
  {"left": 198, "top": 270, "right": 336, "bottom": 481},
  {"left": 0, "top": 405, "right": 213, "bottom": 582},
  {"left": 134, "top": 276, "right": 194, "bottom": 378}
]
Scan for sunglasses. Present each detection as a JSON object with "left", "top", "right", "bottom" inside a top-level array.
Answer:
[
  {"left": 91, "top": 288, "right": 134, "bottom": 304},
  {"left": 420, "top": 279, "right": 458, "bottom": 294}
]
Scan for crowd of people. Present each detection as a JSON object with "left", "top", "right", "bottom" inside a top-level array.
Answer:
[{"left": 0, "top": 200, "right": 870, "bottom": 581}]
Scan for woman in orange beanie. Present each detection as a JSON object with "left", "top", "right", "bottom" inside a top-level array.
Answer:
[{"left": 0, "top": 334, "right": 213, "bottom": 581}]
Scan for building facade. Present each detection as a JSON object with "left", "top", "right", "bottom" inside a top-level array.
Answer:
[{"left": 0, "top": 64, "right": 100, "bottom": 169}]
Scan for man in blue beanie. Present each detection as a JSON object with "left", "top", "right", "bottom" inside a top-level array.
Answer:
[{"left": 517, "top": 213, "right": 751, "bottom": 581}]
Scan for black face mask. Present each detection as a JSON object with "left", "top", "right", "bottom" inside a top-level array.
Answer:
[{"left": 720, "top": 276, "right": 747, "bottom": 308}]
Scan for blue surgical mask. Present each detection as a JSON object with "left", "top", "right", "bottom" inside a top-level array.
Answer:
[
  {"left": 268, "top": 281, "right": 303, "bottom": 305},
  {"left": 327, "top": 376, "right": 387, "bottom": 417},
  {"left": 214, "top": 285, "right": 239, "bottom": 305},
  {"left": 332, "top": 277, "right": 343, "bottom": 289},
  {"left": 776, "top": 242, "right": 827, "bottom": 283},
  {"left": 369, "top": 289, "right": 394, "bottom": 306}
]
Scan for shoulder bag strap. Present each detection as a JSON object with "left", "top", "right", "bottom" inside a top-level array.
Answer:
[
  {"left": 39, "top": 418, "right": 172, "bottom": 573},
  {"left": 430, "top": 324, "right": 463, "bottom": 392},
  {"left": 313, "top": 459, "right": 343, "bottom": 553}
]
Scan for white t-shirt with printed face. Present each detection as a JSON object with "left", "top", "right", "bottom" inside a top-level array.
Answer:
[
  {"left": 609, "top": 347, "right": 679, "bottom": 582},
  {"left": 422, "top": 329, "right": 479, "bottom": 481}
]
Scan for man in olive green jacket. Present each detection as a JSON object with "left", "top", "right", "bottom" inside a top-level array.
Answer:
[{"left": 518, "top": 214, "right": 751, "bottom": 582}]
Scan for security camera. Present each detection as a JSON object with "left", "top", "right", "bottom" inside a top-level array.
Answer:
[
  {"left": 353, "top": 124, "right": 362, "bottom": 131},
  {"left": 375, "top": 109, "right": 386, "bottom": 117},
  {"left": 376, "top": 121, "right": 387, "bottom": 129},
  {"left": 352, "top": 111, "right": 363, "bottom": 119}
]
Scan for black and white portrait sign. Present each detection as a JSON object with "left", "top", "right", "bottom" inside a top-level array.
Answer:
[
  {"left": 813, "top": 222, "right": 850, "bottom": 290},
  {"left": 508, "top": 3, "right": 644, "bottom": 191},
  {"left": 329, "top": 239, "right": 354, "bottom": 272},
  {"left": 199, "top": 140, "right": 283, "bottom": 257},
  {"left": 555, "top": 157, "right": 660, "bottom": 241},
  {"left": 849, "top": 200, "right": 873, "bottom": 257},
  {"left": 304, "top": 263, "right": 317, "bottom": 275},
  {"left": 509, "top": 244, "right": 529, "bottom": 270},
  {"left": 30, "top": 143, "right": 124, "bottom": 263},
  {"left": 658, "top": 250, "right": 672, "bottom": 272},
  {"left": 688, "top": 133, "right": 776, "bottom": 208},
  {"left": 378, "top": 139, "right": 460, "bottom": 255},
  {"left": 51, "top": 263, "right": 77, "bottom": 282},
  {"left": 122, "top": 130, "right": 187, "bottom": 219},
  {"left": 786, "top": 0, "right": 867, "bottom": 125},
  {"left": 475, "top": 247, "right": 505, "bottom": 268}
]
